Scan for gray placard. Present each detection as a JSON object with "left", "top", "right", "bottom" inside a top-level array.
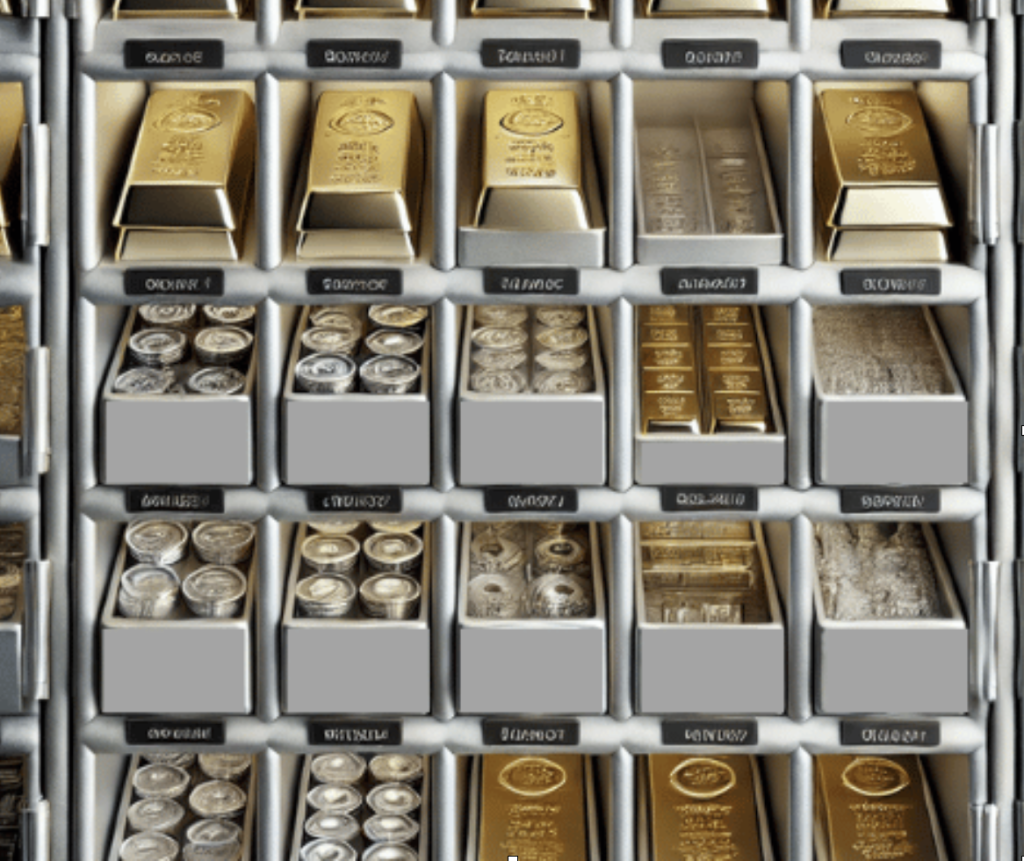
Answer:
[
  {"left": 482, "top": 719, "right": 580, "bottom": 746},
  {"left": 840, "top": 720, "right": 941, "bottom": 747},
  {"left": 662, "top": 719, "right": 759, "bottom": 746},
  {"left": 480, "top": 39, "right": 581, "bottom": 69},
  {"left": 661, "top": 486, "right": 759, "bottom": 512},
  {"left": 661, "top": 268, "right": 758, "bottom": 296},
  {"left": 840, "top": 488, "right": 940, "bottom": 514},
  {"left": 662, "top": 40, "right": 759, "bottom": 70},
  {"left": 840, "top": 40, "right": 941, "bottom": 70},
  {"left": 841, "top": 268, "right": 941, "bottom": 296}
]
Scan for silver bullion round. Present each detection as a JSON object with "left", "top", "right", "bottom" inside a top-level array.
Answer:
[
  {"left": 367, "top": 305, "right": 428, "bottom": 330},
  {"left": 198, "top": 753, "right": 251, "bottom": 781},
  {"left": 182, "top": 565, "right": 247, "bottom": 618},
  {"left": 466, "top": 573, "right": 525, "bottom": 619},
  {"left": 471, "top": 347, "right": 528, "bottom": 372},
  {"left": 470, "top": 368, "right": 527, "bottom": 394},
  {"left": 533, "top": 369, "right": 591, "bottom": 394},
  {"left": 0, "top": 561, "right": 21, "bottom": 597},
  {"left": 114, "top": 367, "right": 177, "bottom": 395},
  {"left": 203, "top": 305, "right": 257, "bottom": 329},
  {"left": 312, "top": 753, "right": 366, "bottom": 786},
  {"left": 189, "top": 780, "right": 247, "bottom": 819},
  {"left": 133, "top": 764, "right": 191, "bottom": 800},
  {"left": 186, "top": 819, "right": 243, "bottom": 848},
  {"left": 119, "top": 565, "right": 181, "bottom": 619},
  {"left": 473, "top": 305, "right": 528, "bottom": 326},
  {"left": 301, "top": 327, "right": 361, "bottom": 357},
  {"left": 534, "top": 348, "right": 589, "bottom": 372},
  {"left": 194, "top": 326, "right": 253, "bottom": 366},
  {"left": 128, "top": 329, "right": 189, "bottom": 368},
  {"left": 535, "top": 306, "right": 585, "bottom": 328},
  {"left": 296, "top": 354, "right": 358, "bottom": 394},
  {"left": 363, "top": 533, "right": 424, "bottom": 573},
  {"left": 534, "top": 535, "right": 588, "bottom": 569},
  {"left": 359, "top": 573, "right": 421, "bottom": 620},
  {"left": 295, "top": 574, "right": 358, "bottom": 618},
  {"left": 126, "top": 520, "right": 190, "bottom": 565},
  {"left": 536, "top": 326, "right": 589, "bottom": 351},
  {"left": 368, "top": 521, "right": 422, "bottom": 535},
  {"left": 364, "top": 329, "right": 423, "bottom": 358},
  {"left": 127, "top": 798, "right": 186, "bottom": 834},
  {"left": 143, "top": 752, "right": 196, "bottom": 769},
  {"left": 300, "top": 840, "right": 357, "bottom": 861},
  {"left": 186, "top": 367, "right": 246, "bottom": 396},
  {"left": 119, "top": 831, "right": 179, "bottom": 861},
  {"left": 309, "top": 310, "right": 362, "bottom": 336},
  {"left": 359, "top": 355, "right": 420, "bottom": 395},
  {"left": 366, "top": 783, "right": 421, "bottom": 817},
  {"left": 306, "top": 812, "right": 361, "bottom": 843},
  {"left": 363, "top": 814, "right": 419, "bottom": 845},
  {"left": 362, "top": 845, "right": 417, "bottom": 861},
  {"left": 470, "top": 326, "right": 528, "bottom": 352},
  {"left": 183, "top": 842, "right": 241, "bottom": 861},
  {"left": 307, "top": 784, "right": 363, "bottom": 815},
  {"left": 310, "top": 521, "right": 363, "bottom": 537},
  {"left": 469, "top": 533, "right": 525, "bottom": 573},
  {"left": 192, "top": 520, "right": 256, "bottom": 565},
  {"left": 302, "top": 534, "right": 360, "bottom": 574},
  {"left": 138, "top": 303, "right": 197, "bottom": 330},
  {"left": 368, "top": 755, "right": 424, "bottom": 785},
  {"left": 527, "top": 573, "right": 593, "bottom": 618}
]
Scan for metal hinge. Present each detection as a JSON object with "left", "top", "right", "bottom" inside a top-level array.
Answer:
[
  {"left": 974, "top": 124, "right": 998, "bottom": 245},
  {"left": 20, "top": 800, "right": 48, "bottom": 861},
  {"left": 21, "top": 560, "right": 49, "bottom": 702},
  {"left": 23, "top": 348, "right": 49, "bottom": 479},
  {"left": 20, "top": 125, "right": 48, "bottom": 249},
  {"left": 973, "top": 561, "right": 999, "bottom": 703}
]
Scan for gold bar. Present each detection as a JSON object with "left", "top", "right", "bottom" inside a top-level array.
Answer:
[
  {"left": 639, "top": 521, "right": 753, "bottom": 541},
  {"left": 639, "top": 305, "right": 692, "bottom": 325},
  {"left": 640, "top": 323, "right": 691, "bottom": 347},
  {"left": 642, "top": 393, "right": 701, "bottom": 434},
  {"left": 475, "top": 90, "right": 591, "bottom": 233},
  {"left": 818, "top": 0, "right": 950, "bottom": 17},
  {"left": 642, "top": 369, "right": 697, "bottom": 394},
  {"left": 814, "top": 88, "right": 951, "bottom": 230},
  {"left": 470, "top": 0, "right": 594, "bottom": 17},
  {"left": 705, "top": 345, "right": 761, "bottom": 371},
  {"left": 479, "top": 755, "right": 588, "bottom": 861},
  {"left": 707, "top": 370, "right": 764, "bottom": 394},
  {"left": 0, "top": 84, "right": 24, "bottom": 259},
  {"left": 296, "top": 0, "right": 415, "bottom": 17},
  {"left": 0, "top": 306, "right": 25, "bottom": 437},
  {"left": 816, "top": 756, "right": 944, "bottom": 861},
  {"left": 644, "top": 0, "right": 771, "bottom": 15},
  {"left": 642, "top": 541, "right": 757, "bottom": 569},
  {"left": 646, "top": 569, "right": 756, "bottom": 591},
  {"left": 641, "top": 346, "right": 695, "bottom": 370},
  {"left": 116, "top": 228, "right": 244, "bottom": 262},
  {"left": 821, "top": 222, "right": 949, "bottom": 263},
  {"left": 296, "top": 91, "right": 423, "bottom": 260},
  {"left": 114, "top": 89, "right": 256, "bottom": 233},
  {"left": 703, "top": 305, "right": 751, "bottom": 325},
  {"left": 702, "top": 323, "right": 755, "bottom": 346},
  {"left": 709, "top": 393, "right": 770, "bottom": 433},
  {"left": 113, "top": 0, "right": 245, "bottom": 19},
  {"left": 647, "top": 756, "right": 765, "bottom": 860}
]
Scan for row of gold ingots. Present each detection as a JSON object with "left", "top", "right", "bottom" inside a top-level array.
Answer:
[{"left": 110, "top": 83, "right": 952, "bottom": 264}]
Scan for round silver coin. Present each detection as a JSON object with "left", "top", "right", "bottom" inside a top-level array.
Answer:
[
  {"left": 362, "top": 814, "right": 419, "bottom": 845},
  {"left": 363, "top": 533, "right": 423, "bottom": 574},
  {"left": 114, "top": 367, "right": 177, "bottom": 395},
  {"left": 367, "top": 305, "right": 428, "bottom": 330},
  {"left": 198, "top": 754, "right": 251, "bottom": 781},
  {"left": 471, "top": 347, "right": 528, "bottom": 372},
  {"left": 203, "top": 305, "right": 257, "bottom": 329},
  {"left": 366, "top": 783, "right": 421, "bottom": 817},
  {"left": 368, "top": 522, "right": 422, "bottom": 535},
  {"left": 127, "top": 798, "right": 186, "bottom": 834},
  {"left": 126, "top": 520, "right": 190, "bottom": 565},
  {"left": 359, "top": 574, "right": 421, "bottom": 620},
  {"left": 301, "top": 534, "right": 360, "bottom": 574},
  {"left": 362, "top": 845, "right": 417, "bottom": 861},
  {"left": 119, "top": 831, "right": 179, "bottom": 861},
  {"left": 301, "top": 327, "right": 361, "bottom": 357},
  {"left": 534, "top": 348, "right": 588, "bottom": 372},
  {"left": 364, "top": 329, "right": 422, "bottom": 358},
  {"left": 0, "top": 561, "right": 21, "bottom": 597},
  {"left": 534, "top": 535, "right": 588, "bottom": 570},
  {"left": 311, "top": 753, "right": 366, "bottom": 786},
  {"left": 533, "top": 369, "right": 591, "bottom": 394},
  {"left": 368, "top": 755, "right": 424, "bottom": 786},
  {"left": 296, "top": 573, "right": 358, "bottom": 618},
  {"left": 470, "top": 326, "right": 528, "bottom": 352},
  {"left": 296, "top": 354, "right": 358, "bottom": 395},
  {"left": 305, "top": 812, "right": 361, "bottom": 843},
  {"left": 138, "top": 304, "right": 197, "bottom": 330},
  {"left": 128, "top": 329, "right": 189, "bottom": 368},
  {"left": 309, "top": 521, "right": 362, "bottom": 537},
  {"left": 182, "top": 566, "right": 247, "bottom": 618},
  {"left": 186, "top": 819, "right": 243, "bottom": 848},
  {"left": 192, "top": 521, "right": 256, "bottom": 565},
  {"left": 535, "top": 306, "right": 585, "bottom": 328},
  {"left": 186, "top": 367, "right": 247, "bottom": 396},
  {"left": 189, "top": 780, "right": 247, "bottom": 819},
  {"left": 470, "top": 533, "right": 525, "bottom": 573},
  {"left": 299, "top": 840, "right": 357, "bottom": 861},
  {"left": 307, "top": 783, "right": 362, "bottom": 815},
  {"left": 470, "top": 368, "right": 528, "bottom": 394},
  {"left": 119, "top": 566, "right": 181, "bottom": 619},
  {"left": 194, "top": 326, "right": 253, "bottom": 366},
  {"left": 143, "top": 752, "right": 196, "bottom": 769},
  {"left": 466, "top": 573, "right": 525, "bottom": 619},
  {"left": 527, "top": 573, "right": 593, "bottom": 618},
  {"left": 133, "top": 764, "right": 191, "bottom": 800},
  {"left": 359, "top": 356, "right": 420, "bottom": 394},
  {"left": 310, "top": 307, "right": 360, "bottom": 330},
  {"left": 473, "top": 305, "right": 528, "bottom": 326},
  {"left": 536, "top": 326, "right": 588, "bottom": 351}
]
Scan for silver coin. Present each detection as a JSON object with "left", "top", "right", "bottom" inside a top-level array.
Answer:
[
  {"left": 534, "top": 535, "right": 588, "bottom": 570},
  {"left": 306, "top": 812, "right": 361, "bottom": 843},
  {"left": 362, "top": 814, "right": 419, "bottom": 845},
  {"left": 470, "top": 368, "right": 528, "bottom": 394},
  {"left": 119, "top": 831, "right": 179, "bottom": 861},
  {"left": 300, "top": 840, "right": 357, "bottom": 861},
  {"left": 186, "top": 819, "right": 242, "bottom": 848},
  {"left": 527, "top": 573, "right": 593, "bottom": 618},
  {"left": 471, "top": 347, "right": 528, "bottom": 372},
  {"left": 127, "top": 798, "right": 186, "bottom": 834},
  {"left": 119, "top": 566, "right": 181, "bottom": 619},
  {"left": 198, "top": 754, "right": 251, "bottom": 781},
  {"left": 363, "top": 533, "right": 423, "bottom": 573},
  {"left": 536, "top": 326, "right": 588, "bottom": 351},
  {"left": 309, "top": 310, "right": 362, "bottom": 335},
  {"left": 365, "top": 329, "right": 423, "bottom": 358},
  {"left": 296, "top": 354, "right": 358, "bottom": 395},
  {"left": 203, "top": 305, "right": 257, "bottom": 329},
  {"left": 139, "top": 304, "right": 197, "bottom": 330},
  {"left": 471, "top": 326, "right": 528, "bottom": 351},
  {"left": 366, "top": 783, "right": 421, "bottom": 817},
  {"left": 192, "top": 521, "right": 256, "bottom": 565},
  {"left": 187, "top": 367, "right": 247, "bottom": 396},
  {"left": 311, "top": 753, "right": 366, "bottom": 786},
  {"left": 128, "top": 329, "right": 189, "bottom": 368},
  {"left": 309, "top": 521, "right": 363, "bottom": 536},
  {"left": 143, "top": 752, "right": 196, "bottom": 769},
  {"left": 470, "top": 532, "right": 526, "bottom": 573},
  {"left": 534, "top": 348, "right": 588, "bottom": 372},
  {"left": 368, "top": 755, "right": 424, "bottom": 785},
  {"left": 183, "top": 842, "right": 241, "bottom": 861},
  {"left": 126, "top": 520, "right": 190, "bottom": 565},
  {"left": 473, "top": 305, "right": 528, "bottom": 326},
  {"left": 295, "top": 573, "right": 358, "bottom": 618},
  {"left": 302, "top": 534, "right": 360, "bottom": 574},
  {"left": 194, "top": 327, "right": 253, "bottom": 366},
  {"left": 466, "top": 573, "right": 525, "bottom": 619},
  {"left": 307, "top": 783, "right": 362, "bottom": 815},
  {"left": 183, "top": 566, "right": 247, "bottom": 618},
  {"left": 360, "top": 356, "right": 420, "bottom": 395},
  {"left": 362, "top": 845, "right": 417, "bottom": 861},
  {"left": 359, "top": 574, "right": 421, "bottom": 620},
  {"left": 368, "top": 522, "right": 422, "bottom": 535},
  {"left": 114, "top": 367, "right": 177, "bottom": 395},
  {"left": 0, "top": 561, "right": 21, "bottom": 597},
  {"left": 302, "top": 327, "right": 361, "bottom": 357},
  {"left": 189, "top": 780, "right": 247, "bottom": 819},
  {"left": 535, "top": 306, "right": 585, "bottom": 328},
  {"left": 133, "top": 764, "right": 191, "bottom": 800},
  {"left": 533, "top": 369, "right": 591, "bottom": 394},
  {"left": 367, "top": 305, "right": 428, "bottom": 330}
]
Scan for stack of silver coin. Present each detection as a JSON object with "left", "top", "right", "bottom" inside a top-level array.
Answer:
[
  {"left": 295, "top": 305, "right": 425, "bottom": 396},
  {"left": 467, "top": 522, "right": 594, "bottom": 619},
  {"left": 0, "top": 523, "right": 24, "bottom": 623},
  {"left": 120, "top": 752, "right": 251, "bottom": 861},
  {"left": 298, "top": 753, "right": 424, "bottom": 861}
]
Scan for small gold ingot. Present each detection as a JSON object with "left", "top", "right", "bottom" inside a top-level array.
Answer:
[
  {"left": 702, "top": 322, "right": 755, "bottom": 346},
  {"left": 815, "top": 88, "right": 951, "bottom": 230},
  {"left": 709, "top": 393, "right": 769, "bottom": 433},
  {"left": 642, "top": 369, "right": 697, "bottom": 394},
  {"left": 642, "top": 540, "right": 757, "bottom": 570},
  {"left": 639, "top": 305, "right": 693, "bottom": 325},
  {"left": 471, "top": 0, "right": 593, "bottom": 17},
  {"left": 642, "top": 393, "right": 701, "bottom": 434},
  {"left": 639, "top": 521, "right": 753, "bottom": 541},
  {"left": 821, "top": 222, "right": 949, "bottom": 263},
  {"left": 640, "top": 323, "right": 691, "bottom": 347},
  {"left": 0, "top": 306, "right": 25, "bottom": 436},
  {"left": 296, "top": 0, "right": 415, "bottom": 18},
  {"left": 705, "top": 345, "right": 761, "bottom": 371},
  {"left": 703, "top": 305, "right": 752, "bottom": 325},
  {"left": 818, "top": 0, "right": 950, "bottom": 18},
  {"left": 475, "top": 90, "right": 591, "bottom": 233},
  {"left": 113, "top": 0, "right": 246, "bottom": 19},
  {"left": 707, "top": 370, "right": 764, "bottom": 394},
  {"left": 0, "top": 84, "right": 24, "bottom": 259},
  {"left": 640, "top": 345, "right": 695, "bottom": 370}
]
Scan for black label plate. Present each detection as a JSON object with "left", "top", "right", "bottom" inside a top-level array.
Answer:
[
  {"left": 124, "top": 40, "right": 225, "bottom": 69},
  {"left": 482, "top": 718, "right": 580, "bottom": 746},
  {"left": 841, "top": 720, "right": 941, "bottom": 747},
  {"left": 307, "top": 39, "right": 402, "bottom": 69},
  {"left": 661, "top": 267, "right": 758, "bottom": 296},
  {"left": 481, "top": 39, "right": 581, "bottom": 69},
  {"left": 483, "top": 267, "right": 579, "bottom": 296},
  {"left": 841, "top": 40, "right": 941, "bottom": 70},
  {"left": 662, "top": 719, "right": 759, "bottom": 746},
  {"left": 127, "top": 719, "right": 225, "bottom": 745},
  {"left": 127, "top": 487, "right": 225, "bottom": 514},
  {"left": 308, "top": 487, "right": 403, "bottom": 513},
  {"left": 307, "top": 268, "right": 403, "bottom": 296},
  {"left": 841, "top": 268, "right": 941, "bottom": 296},
  {"left": 484, "top": 487, "right": 579, "bottom": 514},
  {"left": 663, "top": 39, "right": 758, "bottom": 69},
  {"left": 308, "top": 720, "right": 403, "bottom": 746},
  {"left": 124, "top": 269, "right": 224, "bottom": 297},
  {"left": 661, "top": 486, "right": 759, "bottom": 513},
  {"left": 840, "top": 488, "right": 940, "bottom": 514}
]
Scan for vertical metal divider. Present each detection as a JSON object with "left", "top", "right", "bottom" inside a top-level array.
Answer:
[
  {"left": 258, "top": 748, "right": 281, "bottom": 861},
  {"left": 789, "top": 298, "right": 813, "bottom": 490},
  {"left": 789, "top": 514, "right": 813, "bottom": 722},
  {"left": 433, "top": 514, "right": 458, "bottom": 720},
  {"left": 434, "top": 299, "right": 458, "bottom": 493},
  {"left": 791, "top": 746, "right": 814, "bottom": 861},
  {"left": 257, "top": 300, "right": 282, "bottom": 492},
  {"left": 257, "top": 506, "right": 281, "bottom": 722},
  {"left": 969, "top": 295, "right": 993, "bottom": 490},
  {"left": 434, "top": 0, "right": 456, "bottom": 48},
  {"left": 258, "top": 72, "right": 280, "bottom": 274},
  {"left": 791, "top": 0, "right": 809, "bottom": 52},
  {"left": 610, "top": 0, "right": 631, "bottom": 49},
  {"left": 608, "top": 298, "right": 631, "bottom": 492},
  {"left": 434, "top": 748, "right": 458, "bottom": 861},
  {"left": 788, "top": 74, "right": 814, "bottom": 272},
  {"left": 257, "top": 0, "right": 279, "bottom": 47},
  {"left": 432, "top": 73, "right": 457, "bottom": 273},
  {"left": 611, "top": 747, "right": 634, "bottom": 861},
  {"left": 608, "top": 514, "right": 632, "bottom": 722},
  {"left": 609, "top": 73, "right": 632, "bottom": 273}
]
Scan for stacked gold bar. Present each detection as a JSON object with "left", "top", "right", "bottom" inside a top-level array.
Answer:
[
  {"left": 114, "top": 89, "right": 256, "bottom": 262},
  {"left": 642, "top": 0, "right": 770, "bottom": 19},
  {"left": 0, "top": 85, "right": 24, "bottom": 260},
  {"left": 470, "top": 0, "right": 593, "bottom": 18},
  {"left": 814, "top": 88, "right": 951, "bottom": 262},
  {"left": 639, "top": 521, "right": 771, "bottom": 625},
  {"left": 112, "top": 0, "right": 246, "bottom": 19},
  {"left": 478, "top": 755, "right": 589, "bottom": 860},
  {"left": 816, "top": 755, "right": 945, "bottom": 861},
  {"left": 0, "top": 307, "right": 25, "bottom": 438},
  {"left": 296, "top": 91, "right": 424, "bottom": 260},
  {"left": 818, "top": 0, "right": 949, "bottom": 17},
  {"left": 639, "top": 304, "right": 771, "bottom": 435},
  {"left": 646, "top": 755, "right": 767, "bottom": 859},
  {"left": 296, "top": 0, "right": 414, "bottom": 20}
]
